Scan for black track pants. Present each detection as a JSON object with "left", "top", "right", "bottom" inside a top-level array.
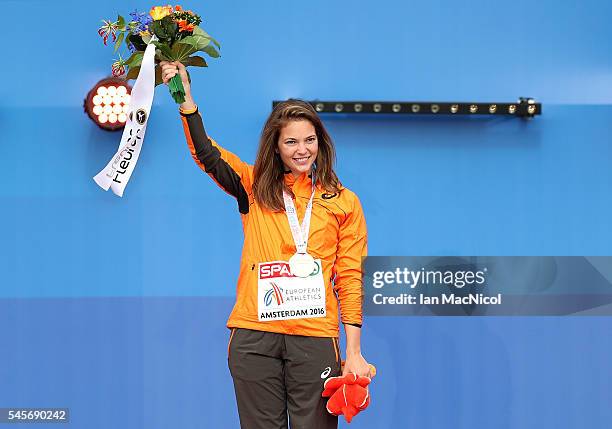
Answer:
[{"left": 228, "top": 328, "right": 342, "bottom": 429}]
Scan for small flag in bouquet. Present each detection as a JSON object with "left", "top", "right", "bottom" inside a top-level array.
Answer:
[{"left": 93, "top": 5, "right": 220, "bottom": 196}]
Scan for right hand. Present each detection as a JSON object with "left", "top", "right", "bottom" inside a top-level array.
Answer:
[{"left": 159, "top": 61, "right": 194, "bottom": 106}]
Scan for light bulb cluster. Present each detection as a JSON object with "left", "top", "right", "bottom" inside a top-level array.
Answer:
[
  {"left": 84, "top": 77, "right": 133, "bottom": 131},
  {"left": 92, "top": 85, "right": 131, "bottom": 125}
]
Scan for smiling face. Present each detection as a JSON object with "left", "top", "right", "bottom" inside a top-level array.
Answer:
[{"left": 277, "top": 120, "right": 319, "bottom": 177}]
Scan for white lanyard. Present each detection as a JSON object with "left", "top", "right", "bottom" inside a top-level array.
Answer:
[{"left": 282, "top": 170, "right": 316, "bottom": 254}]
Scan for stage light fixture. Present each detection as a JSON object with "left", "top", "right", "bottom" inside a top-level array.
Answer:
[
  {"left": 84, "top": 77, "right": 132, "bottom": 131},
  {"left": 273, "top": 99, "right": 541, "bottom": 118}
]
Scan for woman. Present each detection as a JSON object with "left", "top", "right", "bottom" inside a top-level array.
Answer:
[{"left": 160, "top": 61, "right": 371, "bottom": 429}]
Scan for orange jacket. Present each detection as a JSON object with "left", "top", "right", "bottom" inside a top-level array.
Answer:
[{"left": 180, "top": 107, "right": 367, "bottom": 337}]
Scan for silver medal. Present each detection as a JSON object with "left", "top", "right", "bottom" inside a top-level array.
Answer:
[{"left": 289, "top": 252, "right": 316, "bottom": 278}]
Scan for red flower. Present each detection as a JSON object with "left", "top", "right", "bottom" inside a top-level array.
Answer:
[
  {"left": 98, "top": 19, "right": 119, "bottom": 46},
  {"left": 177, "top": 19, "right": 195, "bottom": 32},
  {"left": 112, "top": 55, "right": 127, "bottom": 77}
]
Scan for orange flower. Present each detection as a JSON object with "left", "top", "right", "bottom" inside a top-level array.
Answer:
[
  {"left": 150, "top": 5, "right": 173, "bottom": 20},
  {"left": 175, "top": 5, "right": 183, "bottom": 11},
  {"left": 177, "top": 19, "right": 195, "bottom": 32}
]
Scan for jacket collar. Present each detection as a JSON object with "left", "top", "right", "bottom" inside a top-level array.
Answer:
[{"left": 283, "top": 170, "right": 318, "bottom": 191}]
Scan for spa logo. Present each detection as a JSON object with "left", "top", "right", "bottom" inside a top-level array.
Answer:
[
  {"left": 260, "top": 261, "right": 321, "bottom": 279},
  {"left": 260, "top": 262, "right": 293, "bottom": 279}
]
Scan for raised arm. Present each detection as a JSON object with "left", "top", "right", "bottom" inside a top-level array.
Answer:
[{"left": 160, "top": 61, "right": 252, "bottom": 214}]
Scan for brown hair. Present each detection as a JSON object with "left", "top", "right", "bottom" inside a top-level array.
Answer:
[{"left": 253, "top": 99, "right": 340, "bottom": 211}]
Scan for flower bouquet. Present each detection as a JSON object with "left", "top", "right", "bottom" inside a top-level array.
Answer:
[
  {"left": 93, "top": 5, "right": 220, "bottom": 196},
  {"left": 98, "top": 5, "right": 220, "bottom": 103}
]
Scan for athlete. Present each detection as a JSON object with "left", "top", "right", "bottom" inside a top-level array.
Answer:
[{"left": 160, "top": 60, "right": 371, "bottom": 429}]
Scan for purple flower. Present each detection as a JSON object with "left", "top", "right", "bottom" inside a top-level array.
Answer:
[
  {"left": 128, "top": 9, "right": 142, "bottom": 21},
  {"left": 129, "top": 9, "right": 152, "bottom": 33}
]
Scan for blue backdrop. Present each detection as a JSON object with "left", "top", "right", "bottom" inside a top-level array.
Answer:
[{"left": 1, "top": 0, "right": 611, "bottom": 427}]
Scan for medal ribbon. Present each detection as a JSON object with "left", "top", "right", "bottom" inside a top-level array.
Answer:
[
  {"left": 93, "top": 37, "right": 158, "bottom": 197},
  {"left": 282, "top": 169, "right": 316, "bottom": 254}
]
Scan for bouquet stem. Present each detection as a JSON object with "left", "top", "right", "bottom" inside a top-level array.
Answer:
[{"left": 168, "top": 74, "right": 186, "bottom": 104}]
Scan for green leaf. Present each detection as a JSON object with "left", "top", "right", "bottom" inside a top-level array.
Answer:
[
  {"left": 155, "top": 49, "right": 171, "bottom": 61},
  {"left": 171, "top": 40, "right": 195, "bottom": 62},
  {"left": 152, "top": 41, "right": 174, "bottom": 61},
  {"left": 117, "top": 15, "right": 126, "bottom": 30},
  {"left": 113, "top": 32, "right": 125, "bottom": 53},
  {"left": 193, "top": 26, "right": 221, "bottom": 49},
  {"left": 149, "top": 20, "right": 162, "bottom": 37},
  {"left": 177, "top": 34, "right": 210, "bottom": 52},
  {"left": 125, "top": 66, "right": 140, "bottom": 80},
  {"left": 183, "top": 56, "right": 208, "bottom": 67},
  {"left": 161, "top": 15, "right": 178, "bottom": 42},
  {"left": 124, "top": 51, "right": 144, "bottom": 68},
  {"left": 202, "top": 44, "right": 220, "bottom": 58},
  {"left": 194, "top": 35, "right": 212, "bottom": 51},
  {"left": 150, "top": 20, "right": 171, "bottom": 43},
  {"left": 124, "top": 34, "right": 133, "bottom": 51}
]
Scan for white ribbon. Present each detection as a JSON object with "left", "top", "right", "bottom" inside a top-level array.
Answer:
[
  {"left": 282, "top": 171, "right": 316, "bottom": 254},
  {"left": 93, "top": 38, "right": 157, "bottom": 197}
]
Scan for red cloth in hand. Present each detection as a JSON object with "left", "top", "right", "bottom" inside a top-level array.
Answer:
[{"left": 322, "top": 373, "right": 371, "bottom": 423}]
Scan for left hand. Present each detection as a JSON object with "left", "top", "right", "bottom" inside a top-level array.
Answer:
[{"left": 343, "top": 352, "right": 372, "bottom": 378}]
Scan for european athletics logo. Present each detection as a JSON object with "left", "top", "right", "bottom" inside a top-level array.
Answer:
[{"left": 264, "top": 282, "right": 285, "bottom": 306}]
